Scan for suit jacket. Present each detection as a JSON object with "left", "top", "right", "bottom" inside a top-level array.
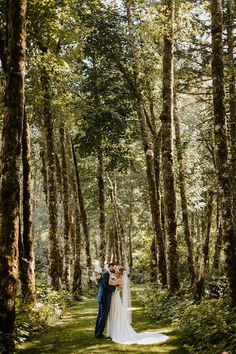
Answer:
[{"left": 97, "top": 270, "right": 116, "bottom": 303}]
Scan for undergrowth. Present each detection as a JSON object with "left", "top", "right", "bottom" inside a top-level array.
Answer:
[{"left": 138, "top": 279, "right": 236, "bottom": 354}]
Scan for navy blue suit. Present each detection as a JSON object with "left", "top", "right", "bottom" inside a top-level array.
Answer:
[{"left": 95, "top": 270, "right": 116, "bottom": 338}]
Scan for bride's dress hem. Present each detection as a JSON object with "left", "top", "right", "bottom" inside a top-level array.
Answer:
[{"left": 107, "top": 290, "right": 169, "bottom": 346}]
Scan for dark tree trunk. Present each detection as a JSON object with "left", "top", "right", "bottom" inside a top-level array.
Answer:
[
  {"left": 226, "top": 0, "right": 236, "bottom": 232},
  {"left": 59, "top": 126, "right": 71, "bottom": 291},
  {"left": 98, "top": 150, "right": 106, "bottom": 268},
  {"left": 160, "top": 0, "right": 180, "bottom": 293},
  {"left": 125, "top": 0, "right": 167, "bottom": 286},
  {"left": 71, "top": 139, "right": 82, "bottom": 299},
  {"left": 194, "top": 191, "right": 214, "bottom": 301},
  {"left": 0, "top": 1, "right": 26, "bottom": 352},
  {"left": 174, "top": 95, "right": 195, "bottom": 286},
  {"left": 41, "top": 68, "right": 62, "bottom": 290},
  {"left": 19, "top": 109, "right": 36, "bottom": 304},
  {"left": 211, "top": 0, "right": 236, "bottom": 307},
  {"left": 70, "top": 140, "right": 92, "bottom": 285}
]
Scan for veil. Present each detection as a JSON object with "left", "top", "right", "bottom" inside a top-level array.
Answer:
[{"left": 122, "top": 270, "right": 132, "bottom": 324}]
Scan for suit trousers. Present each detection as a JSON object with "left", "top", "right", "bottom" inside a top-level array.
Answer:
[{"left": 95, "top": 301, "right": 111, "bottom": 337}]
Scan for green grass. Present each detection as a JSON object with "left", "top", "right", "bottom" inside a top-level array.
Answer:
[{"left": 17, "top": 287, "right": 189, "bottom": 354}]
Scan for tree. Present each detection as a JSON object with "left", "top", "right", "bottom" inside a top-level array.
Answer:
[
  {"left": 19, "top": 109, "right": 36, "bottom": 304},
  {"left": 211, "top": 0, "right": 236, "bottom": 306},
  {"left": 160, "top": 0, "right": 180, "bottom": 292},
  {"left": 0, "top": 0, "right": 27, "bottom": 351}
]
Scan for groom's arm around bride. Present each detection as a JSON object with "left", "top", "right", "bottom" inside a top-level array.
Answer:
[{"left": 95, "top": 263, "right": 116, "bottom": 339}]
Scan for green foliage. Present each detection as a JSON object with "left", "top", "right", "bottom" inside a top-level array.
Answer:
[
  {"left": 15, "top": 282, "right": 74, "bottom": 346},
  {"left": 138, "top": 285, "right": 236, "bottom": 354},
  {"left": 179, "top": 300, "right": 236, "bottom": 354}
]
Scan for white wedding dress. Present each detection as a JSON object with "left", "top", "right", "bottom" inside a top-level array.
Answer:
[{"left": 106, "top": 289, "right": 169, "bottom": 345}]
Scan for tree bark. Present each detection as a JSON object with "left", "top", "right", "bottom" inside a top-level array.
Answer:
[
  {"left": 194, "top": 191, "right": 214, "bottom": 301},
  {"left": 174, "top": 95, "right": 195, "bottom": 286},
  {"left": 71, "top": 139, "right": 82, "bottom": 299},
  {"left": 125, "top": 0, "right": 167, "bottom": 286},
  {"left": 59, "top": 125, "right": 71, "bottom": 291},
  {"left": 211, "top": 0, "right": 236, "bottom": 306},
  {"left": 41, "top": 68, "right": 62, "bottom": 290},
  {"left": 226, "top": 0, "right": 236, "bottom": 232},
  {"left": 160, "top": 0, "right": 180, "bottom": 293},
  {"left": 98, "top": 150, "right": 106, "bottom": 268},
  {"left": 0, "top": 1, "right": 26, "bottom": 351},
  {"left": 19, "top": 109, "right": 36, "bottom": 304}
]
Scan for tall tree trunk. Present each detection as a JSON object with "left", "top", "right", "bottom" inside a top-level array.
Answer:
[
  {"left": 59, "top": 126, "right": 71, "bottom": 291},
  {"left": 19, "top": 109, "right": 36, "bottom": 304},
  {"left": 71, "top": 139, "right": 82, "bottom": 299},
  {"left": 125, "top": 0, "right": 167, "bottom": 286},
  {"left": 226, "top": 0, "right": 236, "bottom": 231},
  {"left": 0, "top": 1, "right": 26, "bottom": 352},
  {"left": 194, "top": 191, "right": 214, "bottom": 301},
  {"left": 41, "top": 68, "right": 62, "bottom": 290},
  {"left": 160, "top": 0, "right": 180, "bottom": 293},
  {"left": 70, "top": 140, "right": 92, "bottom": 285},
  {"left": 173, "top": 95, "right": 195, "bottom": 286},
  {"left": 211, "top": 0, "right": 236, "bottom": 306},
  {"left": 98, "top": 150, "right": 106, "bottom": 268}
]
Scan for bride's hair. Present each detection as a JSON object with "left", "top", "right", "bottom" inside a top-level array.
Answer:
[{"left": 117, "top": 266, "right": 125, "bottom": 275}]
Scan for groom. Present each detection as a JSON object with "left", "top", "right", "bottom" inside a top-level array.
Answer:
[{"left": 95, "top": 262, "right": 116, "bottom": 339}]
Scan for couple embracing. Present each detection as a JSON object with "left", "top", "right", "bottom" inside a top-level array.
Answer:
[{"left": 95, "top": 262, "right": 169, "bottom": 345}]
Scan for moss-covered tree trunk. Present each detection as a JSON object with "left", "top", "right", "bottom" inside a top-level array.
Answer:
[
  {"left": 41, "top": 68, "right": 62, "bottom": 290},
  {"left": 98, "top": 150, "right": 106, "bottom": 268},
  {"left": 19, "top": 109, "right": 36, "bottom": 304},
  {"left": 194, "top": 191, "right": 214, "bottom": 301},
  {"left": 0, "top": 1, "right": 26, "bottom": 351},
  {"left": 125, "top": 0, "right": 167, "bottom": 286},
  {"left": 173, "top": 95, "right": 195, "bottom": 286},
  {"left": 211, "top": 0, "right": 236, "bottom": 306},
  {"left": 59, "top": 125, "right": 71, "bottom": 291},
  {"left": 160, "top": 0, "right": 179, "bottom": 293},
  {"left": 71, "top": 139, "right": 82, "bottom": 299},
  {"left": 226, "top": 0, "right": 236, "bottom": 232}
]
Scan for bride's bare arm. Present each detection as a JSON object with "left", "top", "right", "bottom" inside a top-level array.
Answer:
[{"left": 109, "top": 276, "right": 121, "bottom": 286}]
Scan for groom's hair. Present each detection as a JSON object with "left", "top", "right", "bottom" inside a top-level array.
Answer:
[{"left": 108, "top": 262, "right": 115, "bottom": 267}]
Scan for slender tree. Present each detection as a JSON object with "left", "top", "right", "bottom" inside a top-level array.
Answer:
[
  {"left": 59, "top": 125, "right": 71, "bottom": 290},
  {"left": 71, "top": 139, "right": 83, "bottom": 299},
  {"left": 160, "top": 0, "right": 180, "bottom": 292},
  {"left": 41, "top": 67, "right": 62, "bottom": 290},
  {"left": 71, "top": 140, "right": 92, "bottom": 285},
  {"left": 194, "top": 191, "right": 214, "bottom": 301},
  {"left": 211, "top": 0, "right": 236, "bottom": 306},
  {"left": 0, "top": 1, "right": 27, "bottom": 351},
  {"left": 98, "top": 150, "right": 106, "bottom": 268},
  {"left": 19, "top": 109, "right": 36, "bottom": 304}
]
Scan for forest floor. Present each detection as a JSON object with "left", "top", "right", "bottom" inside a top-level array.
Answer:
[{"left": 17, "top": 287, "right": 190, "bottom": 354}]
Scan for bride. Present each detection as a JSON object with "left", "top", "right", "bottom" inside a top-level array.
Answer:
[{"left": 107, "top": 266, "right": 169, "bottom": 345}]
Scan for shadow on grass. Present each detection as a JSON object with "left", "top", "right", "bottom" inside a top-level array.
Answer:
[{"left": 17, "top": 292, "right": 189, "bottom": 354}]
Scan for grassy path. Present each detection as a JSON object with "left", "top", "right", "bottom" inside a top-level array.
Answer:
[{"left": 17, "top": 288, "right": 189, "bottom": 354}]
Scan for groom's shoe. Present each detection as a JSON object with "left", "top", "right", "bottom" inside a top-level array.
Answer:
[
  {"left": 106, "top": 336, "right": 112, "bottom": 340},
  {"left": 95, "top": 334, "right": 106, "bottom": 339}
]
